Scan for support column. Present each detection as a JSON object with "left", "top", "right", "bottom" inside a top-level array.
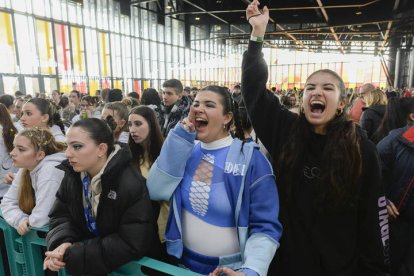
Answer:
[
  {"left": 387, "top": 39, "right": 397, "bottom": 88},
  {"left": 394, "top": 48, "right": 402, "bottom": 89},
  {"left": 408, "top": 45, "right": 414, "bottom": 88}
]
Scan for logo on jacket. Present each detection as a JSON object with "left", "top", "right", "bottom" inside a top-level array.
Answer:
[
  {"left": 224, "top": 162, "right": 246, "bottom": 176},
  {"left": 108, "top": 190, "right": 117, "bottom": 200}
]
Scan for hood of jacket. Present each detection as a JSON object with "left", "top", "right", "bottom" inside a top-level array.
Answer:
[
  {"left": 362, "top": 104, "right": 386, "bottom": 116},
  {"left": 398, "top": 123, "right": 414, "bottom": 149},
  {"left": 31, "top": 152, "right": 66, "bottom": 176}
]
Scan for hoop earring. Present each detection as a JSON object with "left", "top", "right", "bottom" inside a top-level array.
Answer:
[{"left": 336, "top": 108, "right": 343, "bottom": 116}]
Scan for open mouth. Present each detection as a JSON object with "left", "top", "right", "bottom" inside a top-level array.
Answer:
[
  {"left": 195, "top": 117, "right": 208, "bottom": 129},
  {"left": 310, "top": 100, "right": 326, "bottom": 114}
]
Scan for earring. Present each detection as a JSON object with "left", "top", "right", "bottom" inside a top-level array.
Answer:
[
  {"left": 336, "top": 108, "right": 343, "bottom": 116},
  {"left": 223, "top": 124, "right": 226, "bottom": 129}
]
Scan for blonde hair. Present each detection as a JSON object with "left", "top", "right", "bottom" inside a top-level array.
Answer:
[
  {"left": 363, "top": 89, "right": 387, "bottom": 107},
  {"left": 17, "top": 128, "right": 65, "bottom": 214}
]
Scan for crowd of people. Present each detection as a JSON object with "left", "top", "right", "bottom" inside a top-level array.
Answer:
[{"left": 0, "top": 1, "right": 412, "bottom": 275}]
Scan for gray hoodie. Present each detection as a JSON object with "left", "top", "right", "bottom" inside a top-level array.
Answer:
[
  {"left": 0, "top": 126, "right": 18, "bottom": 197},
  {"left": 0, "top": 152, "right": 66, "bottom": 229}
]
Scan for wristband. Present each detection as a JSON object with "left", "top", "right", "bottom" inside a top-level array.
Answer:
[{"left": 250, "top": 35, "right": 264, "bottom": 42}]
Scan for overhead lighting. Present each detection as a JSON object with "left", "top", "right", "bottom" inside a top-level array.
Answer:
[
  {"left": 195, "top": 17, "right": 200, "bottom": 21},
  {"left": 166, "top": 5, "right": 172, "bottom": 9},
  {"left": 355, "top": 11, "right": 362, "bottom": 15}
]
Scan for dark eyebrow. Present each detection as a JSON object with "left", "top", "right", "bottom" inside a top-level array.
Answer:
[
  {"left": 67, "top": 141, "right": 83, "bottom": 145},
  {"left": 194, "top": 100, "right": 217, "bottom": 105}
]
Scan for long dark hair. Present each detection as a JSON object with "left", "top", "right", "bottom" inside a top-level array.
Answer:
[
  {"left": 141, "top": 88, "right": 161, "bottom": 107},
  {"left": 0, "top": 103, "right": 18, "bottom": 153},
  {"left": 278, "top": 69, "right": 362, "bottom": 207},
  {"left": 199, "top": 86, "right": 244, "bottom": 140},
  {"left": 71, "top": 118, "right": 115, "bottom": 157},
  {"left": 128, "top": 106, "right": 164, "bottom": 172},
  {"left": 27, "top": 98, "right": 65, "bottom": 134},
  {"left": 372, "top": 97, "right": 414, "bottom": 143}
]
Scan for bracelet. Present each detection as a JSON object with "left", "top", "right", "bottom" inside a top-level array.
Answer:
[
  {"left": 247, "top": 13, "right": 262, "bottom": 22},
  {"left": 250, "top": 35, "right": 264, "bottom": 42}
]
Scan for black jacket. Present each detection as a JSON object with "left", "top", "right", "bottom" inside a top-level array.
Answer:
[
  {"left": 241, "top": 41, "right": 389, "bottom": 276},
  {"left": 360, "top": 105, "right": 386, "bottom": 142},
  {"left": 160, "top": 96, "right": 192, "bottom": 137},
  {"left": 377, "top": 123, "right": 414, "bottom": 220},
  {"left": 46, "top": 146, "right": 158, "bottom": 275}
]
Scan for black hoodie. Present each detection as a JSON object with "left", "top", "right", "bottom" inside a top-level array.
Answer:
[
  {"left": 241, "top": 40, "right": 389, "bottom": 276},
  {"left": 360, "top": 105, "right": 386, "bottom": 142}
]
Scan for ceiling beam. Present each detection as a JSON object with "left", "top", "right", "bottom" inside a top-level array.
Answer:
[
  {"left": 380, "top": 0, "right": 400, "bottom": 51},
  {"left": 166, "top": 0, "right": 381, "bottom": 16},
  {"left": 315, "top": 0, "right": 344, "bottom": 54}
]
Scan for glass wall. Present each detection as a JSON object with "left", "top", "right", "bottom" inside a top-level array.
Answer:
[
  {"left": 0, "top": 0, "right": 388, "bottom": 95},
  {"left": 0, "top": 0, "right": 233, "bottom": 95}
]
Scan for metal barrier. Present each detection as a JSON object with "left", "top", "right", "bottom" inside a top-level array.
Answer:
[{"left": 0, "top": 216, "right": 201, "bottom": 275}]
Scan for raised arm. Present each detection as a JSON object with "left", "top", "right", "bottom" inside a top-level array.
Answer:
[{"left": 241, "top": 0, "right": 297, "bottom": 157}]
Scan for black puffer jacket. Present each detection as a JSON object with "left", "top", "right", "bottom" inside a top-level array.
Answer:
[
  {"left": 360, "top": 105, "right": 386, "bottom": 142},
  {"left": 46, "top": 146, "right": 158, "bottom": 275}
]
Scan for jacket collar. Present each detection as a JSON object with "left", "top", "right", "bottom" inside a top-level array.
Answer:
[{"left": 57, "top": 145, "right": 133, "bottom": 178}]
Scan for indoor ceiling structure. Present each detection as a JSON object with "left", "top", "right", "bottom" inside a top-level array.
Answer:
[{"left": 132, "top": 0, "right": 414, "bottom": 54}]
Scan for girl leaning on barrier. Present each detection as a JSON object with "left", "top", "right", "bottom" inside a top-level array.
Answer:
[
  {"left": 0, "top": 128, "right": 65, "bottom": 234},
  {"left": 44, "top": 118, "right": 160, "bottom": 275}
]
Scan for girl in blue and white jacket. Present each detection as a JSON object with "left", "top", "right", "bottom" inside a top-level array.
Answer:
[{"left": 148, "top": 86, "right": 282, "bottom": 276}]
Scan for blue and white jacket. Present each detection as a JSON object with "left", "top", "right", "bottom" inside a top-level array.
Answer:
[{"left": 147, "top": 124, "right": 282, "bottom": 276}]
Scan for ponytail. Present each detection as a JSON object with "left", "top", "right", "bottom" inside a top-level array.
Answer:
[{"left": 18, "top": 169, "right": 35, "bottom": 214}]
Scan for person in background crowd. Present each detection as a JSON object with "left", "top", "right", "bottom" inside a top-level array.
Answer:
[
  {"left": 402, "top": 89, "right": 412, "bottom": 98},
  {"left": 0, "top": 95, "right": 15, "bottom": 119},
  {"left": 72, "top": 96, "right": 101, "bottom": 123},
  {"left": 62, "top": 90, "right": 81, "bottom": 123},
  {"left": 128, "top": 106, "right": 168, "bottom": 255},
  {"left": 376, "top": 97, "right": 414, "bottom": 276},
  {"left": 281, "top": 93, "right": 299, "bottom": 113},
  {"left": 13, "top": 97, "right": 25, "bottom": 122},
  {"left": 231, "top": 84, "right": 243, "bottom": 105},
  {"left": 0, "top": 104, "right": 18, "bottom": 200},
  {"left": 373, "top": 97, "right": 413, "bottom": 144},
  {"left": 148, "top": 86, "right": 282, "bottom": 276},
  {"left": 141, "top": 88, "right": 163, "bottom": 125},
  {"left": 348, "top": 83, "right": 375, "bottom": 122},
  {"left": 183, "top": 87, "right": 191, "bottom": 98},
  {"left": 101, "top": 102, "right": 129, "bottom": 144},
  {"left": 385, "top": 87, "right": 398, "bottom": 99},
  {"left": 19, "top": 98, "right": 65, "bottom": 142},
  {"left": 51, "top": 90, "right": 62, "bottom": 106},
  {"left": 14, "top": 91, "right": 24, "bottom": 98},
  {"left": 107, "top": 89, "right": 123, "bottom": 103},
  {"left": 190, "top": 87, "right": 199, "bottom": 101},
  {"left": 241, "top": 2, "right": 388, "bottom": 275},
  {"left": 44, "top": 118, "right": 159, "bottom": 274},
  {"left": 127, "top": 91, "right": 140, "bottom": 102},
  {"left": 160, "top": 79, "right": 192, "bottom": 137},
  {"left": 360, "top": 89, "right": 388, "bottom": 141},
  {"left": 0, "top": 128, "right": 65, "bottom": 233},
  {"left": 121, "top": 97, "right": 139, "bottom": 110}
]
